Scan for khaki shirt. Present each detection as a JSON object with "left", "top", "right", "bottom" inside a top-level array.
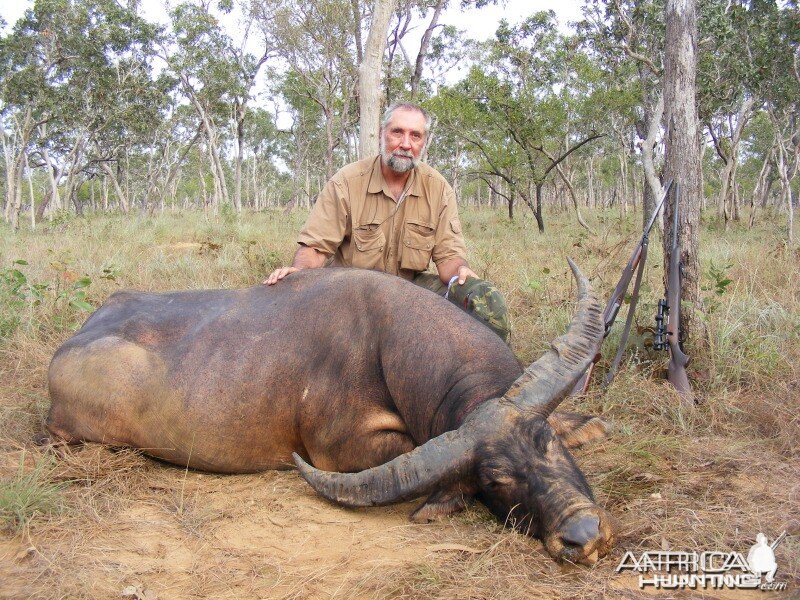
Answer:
[{"left": 297, "top": 156, "right": 467, "bottom": 280}]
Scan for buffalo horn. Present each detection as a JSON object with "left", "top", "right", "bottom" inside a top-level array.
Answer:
[
  {"left": 293, "top": 413, "right": 490, "bottom": 507},
  {"left": 503, "top": 258, "right": 603, "bottom": 416}
]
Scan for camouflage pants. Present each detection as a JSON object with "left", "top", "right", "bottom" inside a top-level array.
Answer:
[{"left": 413, "top": 273, "right": 510, "bottom": 343}]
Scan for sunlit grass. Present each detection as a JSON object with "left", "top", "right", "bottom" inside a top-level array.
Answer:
[
  {"left": 0, "top": 204, "right": 797, "bottom": 596},
  {"left": 0, "top": 452, "right": 65, "bottom": 532}
]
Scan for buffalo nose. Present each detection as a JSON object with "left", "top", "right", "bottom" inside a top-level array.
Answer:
[{"left": 561, "top": 514, "right": 600, "bottom": 547}]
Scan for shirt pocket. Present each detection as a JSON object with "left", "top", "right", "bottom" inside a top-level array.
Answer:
[
  {"left": 351, "top": 224, "right": 386, "bottom": 270},
  {"left": 400, "top": 219, "right": 435, "bottom": 272}
]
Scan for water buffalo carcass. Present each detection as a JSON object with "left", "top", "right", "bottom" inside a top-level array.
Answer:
[{"left": 45, "top": 260, "right": 615, "bottom": 565}]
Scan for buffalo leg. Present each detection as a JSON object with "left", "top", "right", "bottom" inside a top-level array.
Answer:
[{"left": 305, "top": 425, "right": 415, "bottom": 473}]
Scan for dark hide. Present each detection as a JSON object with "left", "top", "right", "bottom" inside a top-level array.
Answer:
[
  {"left": 47, "top": 266, "right": 615, "bottom": 565},
  {"left": 46, "top": 268, "right": 520, "bottom": 473}
]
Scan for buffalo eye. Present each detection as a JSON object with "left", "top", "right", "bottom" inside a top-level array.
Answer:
[
  {"left": 534, "top": 428, "right": 557, "bottom": 455},
  {"left": 480, "top": 466, "right": 516, "bottom": 490}
]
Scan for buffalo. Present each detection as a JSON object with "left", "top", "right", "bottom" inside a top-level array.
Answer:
[{"left": 44, "top": 259, "right": 615, "bottom": 565}]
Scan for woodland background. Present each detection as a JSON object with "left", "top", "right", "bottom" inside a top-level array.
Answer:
[
  {"left": 0, "top": 0, "right": 798, "bottom": 239},
  {"left": 1, "top": 2, "right": 799, "bottom": 597}
]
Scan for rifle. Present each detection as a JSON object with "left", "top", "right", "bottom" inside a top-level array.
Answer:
[
  {"left": 571, "top": 179, "right": 673, "bottom": 396},
  {"left": 654, "top": 182, "right": 693, "bottom": 402}
]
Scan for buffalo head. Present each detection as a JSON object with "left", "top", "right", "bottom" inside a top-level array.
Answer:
[{"left": 294, "top": 259, "right": 615, "bottom": 564}]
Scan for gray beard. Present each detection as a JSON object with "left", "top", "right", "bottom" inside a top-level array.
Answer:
[
  {"left": 386, "top": 153, "right": 416, "bottom": 173},
  {"left": 380, "top": 139, "right": 419, "bottom": 174}
]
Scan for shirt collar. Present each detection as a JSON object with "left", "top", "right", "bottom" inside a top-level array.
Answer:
[{"left": 367, "top": 155, "right": 421, "bottom": 200}]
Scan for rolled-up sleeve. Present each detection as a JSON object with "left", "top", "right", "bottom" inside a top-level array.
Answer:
[
  {"left": 297, "top": 177, "right": 348, "bottom": 256},
  {"left": 431, "top": 186, "right": 468, "bottom": 265}
]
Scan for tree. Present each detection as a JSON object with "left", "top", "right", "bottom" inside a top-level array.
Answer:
[
  {"left": 663, "top": 0, "right": 703, "bottom": 356},
  {"left": 578, "top": 0, "right": 667, "bottom": 230},
  {"left": 166, "top": 2, "right": 243, "bottom": 212},
  {"left": 433, "top": 13, "right": 603, "bottom": 231},
  {"left": 252, "top": 0, "right": 360, "bottom": 182},
  {"left": 1, "top": 0, "right": 162, "bottom": 223},
  {"left": 359, "top": 0, "right": 395, "bottom": 158}
]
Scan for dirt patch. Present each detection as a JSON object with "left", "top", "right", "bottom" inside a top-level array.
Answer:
[{"left": 1, "top": 443, "right": 797, "bottom": 599}]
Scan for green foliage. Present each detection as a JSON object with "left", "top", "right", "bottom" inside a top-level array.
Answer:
[
  {"left": 0, "top": 260, "right": 46, "bottom": 339},
  {"left": 0, "top": 454, "right": 66, "bottom": 532},
  {"left": 0, "top": 258, "right": 95, "bottom": 339},
  {"left": 704, "top": 260, "right": 733, "bottom": 296},
  {"left": 701, "top": 259, "right": 734, "bottom": 314}
]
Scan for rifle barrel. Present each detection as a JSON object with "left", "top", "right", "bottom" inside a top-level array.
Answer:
[{"left": 644, "top": 179, "right": 674, "bottom": 236}]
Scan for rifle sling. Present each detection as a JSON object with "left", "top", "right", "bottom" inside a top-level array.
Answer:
[{"left": 603, "top": 239, "right": 650, "bottom": 388}]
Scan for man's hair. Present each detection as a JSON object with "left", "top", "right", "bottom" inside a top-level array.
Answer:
[{"left": 381, "top": 102, "right": 433, "bottom": 135}]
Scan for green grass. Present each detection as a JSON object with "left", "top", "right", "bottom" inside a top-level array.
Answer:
[{"left": 0, "top": 453, "right": 66, "bottom": 532}]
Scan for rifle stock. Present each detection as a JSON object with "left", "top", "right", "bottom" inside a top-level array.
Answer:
[{"left": 663, "top": 182, "right": 693, "bottom": 402}]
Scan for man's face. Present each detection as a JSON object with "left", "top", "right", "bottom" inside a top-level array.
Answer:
[{"left": 380, "top": 108, "right": 427, "bottom": 174}]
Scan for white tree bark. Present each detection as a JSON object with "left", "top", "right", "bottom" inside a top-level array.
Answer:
[
  {"left": 358, "top": 0, "right": 396, "bottom": 159},
  {"left": 663, "top": 0, "right": 703, "bottom": 350},
  {"left": 100, "top": 161, "right": 130, "bottom": 213},
  {"left": 25, "top": 152, "right": 35, "bottom": 230},
  {"left": 770, "top": 112, "right": 797, "bottom": 246},
  {"left": 41, "top": 142, "right": 62, "bottom": 215},
  {"left": 642, "top": 91, "right": 665, "bottom": 218}
]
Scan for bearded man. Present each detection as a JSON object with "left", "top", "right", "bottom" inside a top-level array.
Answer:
[{"left": 265, "top": 102, "right": 510, "bottom": 342}]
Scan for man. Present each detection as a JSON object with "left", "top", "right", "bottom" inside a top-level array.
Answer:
[{"left": 265, "top": 102, "right": 509, "bottom": 342}]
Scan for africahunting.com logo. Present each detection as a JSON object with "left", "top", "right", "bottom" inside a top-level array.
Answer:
[{"left": 616, "top": 531, "right": 788, "bottom": 591}]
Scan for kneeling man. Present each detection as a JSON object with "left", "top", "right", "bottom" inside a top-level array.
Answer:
[{"left": 265, "top": 102, "right": 509, "bottom": 342}]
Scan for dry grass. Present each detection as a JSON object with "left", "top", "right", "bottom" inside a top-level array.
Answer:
[{"left": 0, "top": 206, "right": 798, "bottom": 599}]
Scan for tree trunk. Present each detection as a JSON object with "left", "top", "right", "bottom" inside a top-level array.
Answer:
[
  {"left": 774, "top": 134, "right": 795, "bottom": 245},
  {"left": 40, "top": 135, "right": 62, "bottom": 214},
  {"left": 554, "top": 162, "right": 594, "bottom": 233},
  {"left": 642, "top": 92, "right": 665, "bottom": 230},
  {"left": 37, "top": 190, "right": 51, "bottom": 221},
  {"left": 351, "top": 0, "right": 363, "bottom": 65},
  {"left": 100, "top": 162, "right": 130, "bottom": 213},
  {"left": 410, "top": 0, "right": 445, "bottom": 98},
  {"left": 1, "top": 126, "right": 15, "bottom": 224},
  {"left": 61, "top": 133, "right": 88, "bottom": 215},
  {"left": 768, "top": 109, "right": 798, "bottom": 246},
  {"left": 324, "top": 106, "right": 336, "bottom": 180},
  {"left": 10, "top": 158, "right": 24, "bottom": 230},
  {"left": 234, "top": 99, "right": 245, "bottom": 212},
  {"left": 663, "top": 0, "right": 704, "bottom": 357},
  {"left": 534, "top": 183, "right": 545, "bottom": 233},
  {"left": 358, "top": 0, "right": 396, "bottom": 158},
  {"left": 749, "top": 149, "right": 773, "bottom": 227},
  {"left": 2, "top": 111, "right": 33, "bottom": 227}
]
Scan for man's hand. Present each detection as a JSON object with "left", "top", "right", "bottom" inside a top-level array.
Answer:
[
  {"left": 437, "top": 258, "right": 477, "bottom": 286},
  {"left": 263, "top": 245, "right": 328, "bottom": 285},
  {"left": 263, "top": 267, "right": 300, "bottom": 285},
  {"left": 455, "top": 265, "right": 478, "bottom": 285}
]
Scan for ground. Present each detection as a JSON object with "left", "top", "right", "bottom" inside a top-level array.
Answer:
[{"left": 0, "top": 208, "right": 797, "bottom": 598}]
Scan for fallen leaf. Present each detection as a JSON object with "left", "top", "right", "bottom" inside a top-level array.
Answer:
[
  {"left": 427, "top": 543, "right": 485, "bottom": 554},
  {"left": 121, "top": 584, "right": 156, "bottom": 600},
  {"left": 121, "top": 586, "right": 142, "bottom": 599},
  {"left": 15, "top": 547, "right": 36, "bottom": 561},
  {"left": 267, "top": 515, "right": 289, "bottom": 527}
]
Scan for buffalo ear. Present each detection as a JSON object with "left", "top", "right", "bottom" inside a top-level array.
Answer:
[
  {"left": 410, "top": 483, "right": 476, "bottom": 523},
  {"left": 547, "top": 411, "right": 609, "bottom": 448}
]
